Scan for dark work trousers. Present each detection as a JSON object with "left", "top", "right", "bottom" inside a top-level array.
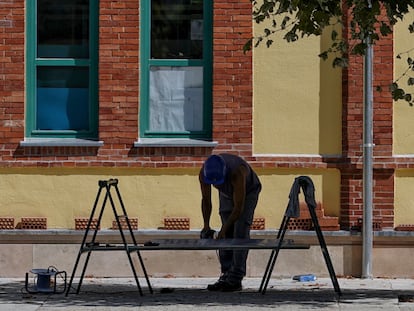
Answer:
[{"left": 218, "top": 190, "right": 260, "bottom": 283}]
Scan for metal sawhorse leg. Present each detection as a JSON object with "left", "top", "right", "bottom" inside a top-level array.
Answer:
[
  {"left": 65, "top": 179, "right": 152, "bottom": 296},
  {"left": 259, "top": 176, "right": 341, "bottom": 296}
]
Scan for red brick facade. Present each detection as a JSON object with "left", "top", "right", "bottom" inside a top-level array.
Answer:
[
  {"left": 340, "top": 5, "right": 395, "bottom": 229},
  {"left": 0, "top": 1, "right": 406, "bottom": 229},
  {"left": 0, "top": 0, "right": 25, "bottom": 153}
]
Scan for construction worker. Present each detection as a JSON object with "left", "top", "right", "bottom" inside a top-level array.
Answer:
[{"left": 199, "top": 154, "right": 262, "bottom": 292}]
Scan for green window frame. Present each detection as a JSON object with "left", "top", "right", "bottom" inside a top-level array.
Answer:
[
  {"left": 140, "top": 0, "right": 213, "bottom": 139},
  {"left": 26, "top": 0, "right": 99, "bottom": 139}
]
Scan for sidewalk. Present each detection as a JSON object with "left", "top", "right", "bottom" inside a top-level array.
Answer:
[{"left": 1, "top": 277, "right": 414, "bottom": 310}]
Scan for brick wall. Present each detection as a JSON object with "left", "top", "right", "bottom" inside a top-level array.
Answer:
[
  {"left": 4, "top": 0, "right": 255, "bottom": 167},
  {"left": 212, "top": 1, "right": 253, "bottom": 157},
  {"left": 0, "top": 0, "right": 341, "bottom": 170},
  {"left": 340, "top": 5, "right": 395, "bottom": 229},
  {"left": 0, "top": 0, "right": 25, "bottom": 160},
  {"left": 99, "top": 0, "right": 139, "bottom": 158}
]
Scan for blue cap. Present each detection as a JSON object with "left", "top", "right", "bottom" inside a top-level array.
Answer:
[{"left": 203, "top": 155, "right": 226, "bottom": 185}]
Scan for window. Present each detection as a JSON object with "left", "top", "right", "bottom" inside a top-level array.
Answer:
[
  {"left": 140, "top": 0, "right": 212, "bottom": 139},
  {"left": 26, "top": 0, "right": 98, "bottom": 139}
]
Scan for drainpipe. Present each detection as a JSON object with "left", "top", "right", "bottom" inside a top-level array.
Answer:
[{"left": 362, "top": 0, "right": 374, "bottom": 279}]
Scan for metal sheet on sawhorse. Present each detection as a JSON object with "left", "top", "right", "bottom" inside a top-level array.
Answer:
[{"left": 137, "top": 238, "right": 310, "bottom": 251}]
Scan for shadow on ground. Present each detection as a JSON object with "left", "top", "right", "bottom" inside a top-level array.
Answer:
[{"left": 0, "top": 280, "right": 413, "bottom": 309}]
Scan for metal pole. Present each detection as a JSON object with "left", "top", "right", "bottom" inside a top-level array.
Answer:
[{"left": 362, "top": 30, "right": 374, "bottom": 279}]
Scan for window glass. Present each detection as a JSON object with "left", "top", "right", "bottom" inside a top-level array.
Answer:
[
  {"left": 37, "top": 0, "right": 89, "bottom": 58},
  {"left": 141, "top": 0, "right": 211, "bottom": 138},
  {"left": 151, "top": 0, "right": 203, "bottom": 59},
  {"left": 36, "top": 67, "right": 90, "bottom": 131},
  {"left": 27, "top": 0, "right": 98, "bottom": 139},
  {"left": 149, "top": 66, "right": 203, "bottom": 131}
]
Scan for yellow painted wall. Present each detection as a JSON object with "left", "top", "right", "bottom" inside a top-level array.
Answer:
[
  {"left": 0, "top": 168, "right": 340, "bottom": 229},
  {"left": 393, "top": 11, "right": 414, "bottom": 225},
  {"left": 395, "top": 170, "right": 414, "bottom": 226},
  {"left": 0, "top": 168, "right": 210, "bottom": 229},
  {"left": 394, "top": 11, "right": 414, "bottom": 155},
  {"left": 253, "top": 22, "right": 342, "bottom": 155},
  {"left": 255, "top": 168, "right": 341, "bottom": 225}
]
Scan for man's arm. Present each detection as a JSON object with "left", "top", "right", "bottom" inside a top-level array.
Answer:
[
  {"left": 199, "top": 169, "right": 212, "bottom": 231},
  {"left": 217, "top": 165, "right": 247, "bottom": 239}
]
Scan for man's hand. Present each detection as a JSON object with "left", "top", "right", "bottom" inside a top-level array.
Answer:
[
  {"left": 217, "top": 229, "right": 226, "bottom": 239},
  {"left": 200, "top": 228, "right": 216, "bottom": 239}
]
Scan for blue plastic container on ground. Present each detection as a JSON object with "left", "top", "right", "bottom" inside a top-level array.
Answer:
[{"left": 293, "top": 274, "right": 317, "bottom": 282}]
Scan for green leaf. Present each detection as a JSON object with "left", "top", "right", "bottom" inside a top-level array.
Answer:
[
  {"left": 319, "top": 51, "right": 328, "bottom": 61},
  {"left": 331, "top": 29, "right": 338, "bottom": 41},
  {"left": 281, "top": 16, "right": 290, "bottom": 29},
  {"left": 243, "top": 39, "right": 253, "bottom": 53},
  {"left": 379, "top": 22, "right": 392, "bottom": 36},
  {"left": 390, "top": 83, "right": 399, "bottom": 92},
  {"left": 284, "top": 31, "right": 298, "bottom": 42},
  {"left": 332, "top": 57, "right": 348, "bottom": 68},
  {"left": 266, "top": 39, "right": 274, "bottom": 48},
  {"left": 392, "top": 88, "right": 405, "bottom": 100}
]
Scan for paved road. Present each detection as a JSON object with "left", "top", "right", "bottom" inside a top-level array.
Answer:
[{"left": 2, "top": 277, "right": 414, "bottom": 310}]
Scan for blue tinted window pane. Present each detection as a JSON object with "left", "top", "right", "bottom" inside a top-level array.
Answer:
[
  {"left": 37, "top": 67, "right": 89, "bottom": 131},
  {"left": 37, "top": 0, "right": 89, "bottom": 58}
]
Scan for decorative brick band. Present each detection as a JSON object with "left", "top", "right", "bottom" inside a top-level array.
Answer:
[
  {"left": 20, "top": 217, "right": 47, "bottom": 230},
  {"left": 112, "top": 217, "right": 138, "bottom": 230},
  {"left": 288, "top": 219, "right": 312, "bottom": 231},
  {"left": 75, "top": 218, "right": 100, "bottom": 231},
  {"left": 251, "top": 217, "right": 265, "bottom": 230},
  {"left": 0, "top": 217, "right": 14, "bottom": 230},
  {"left": 163, "top": 217, "right": 190, "bottom": 230}
]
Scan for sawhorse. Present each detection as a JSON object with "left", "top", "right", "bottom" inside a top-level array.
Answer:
[
  {"left": 259, "top": 176, "right": 342, "bottom": 296},
  {"left": 65, "top": 179, "right": 152, "bottom": 296}
]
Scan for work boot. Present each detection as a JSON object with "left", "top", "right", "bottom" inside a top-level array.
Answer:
[
  {"left": 207, "top": 275, "right": 227, "bottom": 291},
  {"left": 220, "top": 280, "right": 242, "bottom": 292}
]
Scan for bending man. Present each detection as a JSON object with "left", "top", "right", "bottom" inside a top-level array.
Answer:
[{"left": 199, "top": 154, "right": 262, "bottom": 292}]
